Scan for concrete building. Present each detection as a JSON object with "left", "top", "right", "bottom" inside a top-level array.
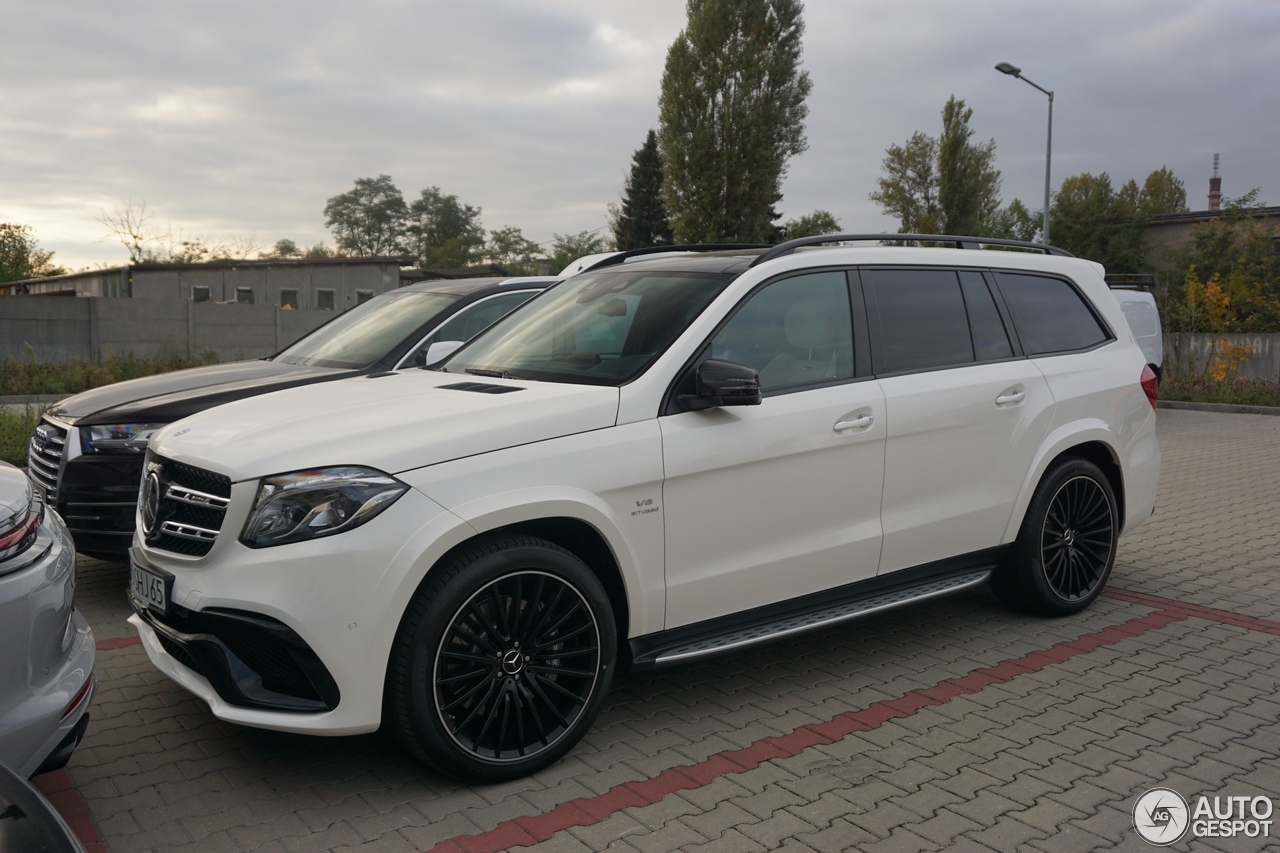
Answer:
[{"left": 8, "top": 256, "right": 413, "bottom": 310}]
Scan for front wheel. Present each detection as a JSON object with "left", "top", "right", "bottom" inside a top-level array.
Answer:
[
  {"left": 385, "top": 535, "right": 616, "bottom": 782},
  {"left": 992, "top": 457, "right": 1119, "bottom": 616}
]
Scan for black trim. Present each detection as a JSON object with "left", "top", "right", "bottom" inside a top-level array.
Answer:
[
  {"left": 629, "top": 547, "right": 1007, "bottom": 670},
  {"left": 981, "top": 271, "right": 1025, "bottom": 357},
  {"left": 848, "top": 270, "right": 873, "bottom": 379},
  {"left": 439, "top": 382, "right": 524, "bottom": 395},
  {"left": 132, "top": 600, "right": 340, "bottom": 712},
  {"left": 33, "top": 712, "right": 90, "bottom": 777},
  {"left": 579, "top": 244, "right": 773, "bottom": 274},
  {"left": 749, "top": 234, "right": 1073, "bottom": 267}
]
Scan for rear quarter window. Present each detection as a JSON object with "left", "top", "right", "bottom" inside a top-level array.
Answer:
[{"left": 995, "top": 273, "right": 1110, "bottom": 355}]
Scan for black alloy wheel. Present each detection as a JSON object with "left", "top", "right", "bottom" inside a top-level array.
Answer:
[
  {"left": 386, "top": 534, "right": 616, "bottom": 782},
  {"left": 1039, "top": 475, "right": 1114, "bottom": 602},
  {"left": 435, "top": 571, "right": 600, "bottom": 762},
  {"left": 992, "top": 456, "right": 1119, "bottom": 616}
]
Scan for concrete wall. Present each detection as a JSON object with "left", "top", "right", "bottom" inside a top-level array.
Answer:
[
  {"left": 0, "top": 297, "right": 333, "bottom": 362},
  {"left": 1165, "top": 333, "right": 1280, "bottom": 381}
]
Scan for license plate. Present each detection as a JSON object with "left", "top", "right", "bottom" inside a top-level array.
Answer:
[{"left": 131, "top": 562, "right": 170, "bottom": 614}]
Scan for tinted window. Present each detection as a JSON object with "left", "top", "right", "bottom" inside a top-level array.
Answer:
[
  {"left": 275, "top": 290, "right": 459, "bottom": 368},
  {"left": 958, "top": 271, "right": 1012, "bottom": 361},
  {"left": 997, "top": 273, "right": 1108, "bottom": 355},
  {"left": 866, "top": 269, "right": 973, "bottom": 373},
  {"left": 711, "top": 271, "right": 854, "bottom": 392},
  {"left": 405, "top": 290, "right": 538, "bottom": 368}
]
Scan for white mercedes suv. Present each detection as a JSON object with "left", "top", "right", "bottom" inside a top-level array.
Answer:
[{"left": 127, "top": 235, "right": 1161, "bottom": 781}]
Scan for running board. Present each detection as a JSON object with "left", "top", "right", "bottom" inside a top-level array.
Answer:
[{"left": 630, "top": 567, "right": 993, "bottom": 670}]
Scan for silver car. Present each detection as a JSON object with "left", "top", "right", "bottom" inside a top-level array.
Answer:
[{"left": 0, "top": 462, "right": 95, "bottom": 778}]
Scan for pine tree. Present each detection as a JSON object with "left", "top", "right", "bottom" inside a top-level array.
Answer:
[
  {"left": 613, "top": 130, "right": 673, "bottom": 250},
  {"left": 658, "top": 0, "right": 813, "bottom": 244}
]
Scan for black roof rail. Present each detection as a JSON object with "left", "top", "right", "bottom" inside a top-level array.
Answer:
[
  {"left": 749, "top": 233, "right": 1074, "bottom": 267},
  {"left": 579, "top": 243, "right": 773, "bottom": 274}
]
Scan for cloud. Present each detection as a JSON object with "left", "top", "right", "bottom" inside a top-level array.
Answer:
[{"left": 0, "top": 0, "right": 1275, "bottom": 269}]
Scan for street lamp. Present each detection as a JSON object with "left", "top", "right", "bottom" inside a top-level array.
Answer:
[{"left": 996, "top": 62, "right": 1053, "bottom": 246}]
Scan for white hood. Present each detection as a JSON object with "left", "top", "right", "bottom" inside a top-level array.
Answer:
[{"left": 149, "top": 370, "right": 620, "bottom": 481}]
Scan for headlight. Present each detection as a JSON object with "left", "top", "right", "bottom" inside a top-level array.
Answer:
[
  {"left": 81, "top": 423, "right": 167, "bottom": 453},
  {"left": 240, "top": 467, "right": 408, "bottom": 548}
]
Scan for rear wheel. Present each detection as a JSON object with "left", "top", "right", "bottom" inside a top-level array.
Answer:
[
  {"left": 385, "top": 535, "right": 616, "bottom": 782},
  {"left": 992, "top": 457, "right": 1118, "bottom": 616}
]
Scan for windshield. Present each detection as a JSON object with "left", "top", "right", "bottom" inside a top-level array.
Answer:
[
  {"left": 442, "top": 270, "right": 731, "bottom": 385},
  {"left": 274, "top": 291, "right": 460, "bottom": 368}
]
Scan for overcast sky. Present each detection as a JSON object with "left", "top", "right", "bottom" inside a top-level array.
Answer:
[{"left": 3, "top": 0, "right": 1277, "bottom": 270}]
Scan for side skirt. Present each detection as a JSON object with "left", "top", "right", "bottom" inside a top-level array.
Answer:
[{"left": 629, "top": 548, "right": 1006, "bottom": 670}]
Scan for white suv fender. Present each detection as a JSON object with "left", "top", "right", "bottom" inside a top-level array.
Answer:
[{"left": 1002, "top": 420, "right": 1139, "bottom": 545}]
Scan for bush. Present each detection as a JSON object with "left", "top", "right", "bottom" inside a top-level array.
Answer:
[
  {"left": 0, "top": 352, "right": 219, "bottom": 397},
  {"left": 1159, "top": 375, "right": 1280, "bottom": 408},
  {"left": 0, "top": 406, "right": 42, "bottom": 467}
]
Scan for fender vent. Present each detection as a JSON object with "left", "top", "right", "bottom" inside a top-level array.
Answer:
[{"left": 439, "top": 382, "right": 523, "bottom": 394}]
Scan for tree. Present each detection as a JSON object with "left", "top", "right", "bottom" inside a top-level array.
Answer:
[
  {"left": 871, "top": 97, "right": 1002, "bottom": 237},
  {"left": 658, "top": 0, "right": 813, "bottom": 243},
  {"left": 549, "top": 231, "right": 608, "bottom": 275},
  {"left": 613, "top": 130, "right": 673, "bottom": 250},
  {"left": 870, "top": 131, "right": 939, "bottom": 234},
  {"left": 323, "top": 175, "right": 408, "bottom": 256},
  {"left": 485, "top": 226, "right": 542, "bottom": 275},
  {"left": 98, "top": 199, "right": 261, "bottom": 264},
  {"left": 0, "top": 223, "right": 64, "bottom": 282},
  {"left": 782, "top": 210, "right": 840, "bottom": 239},
  {"left": 265, "top": 238, "right": 302, "bottom": 258},
  {"left": 936, "top": 97, "right": 1001, "bottom": 236},
  {"left": 1050, "top": 173, "right": 1144, "bottom": 272},
  {"left": 406, "top": 187, "right": 486, "bottom": 268},
  {"left": 983, "top": 198, "right": 1040, "bottom": 243}
]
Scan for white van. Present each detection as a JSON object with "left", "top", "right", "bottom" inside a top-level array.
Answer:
[{"left": 1107, "top": 275, "right": 1163, "bottom": 381}]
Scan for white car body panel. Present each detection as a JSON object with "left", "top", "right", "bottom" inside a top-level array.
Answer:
[
  {"left": 132, "top": 245, "right": 1162, "bottom": 737},
  {"left": 661, "top": 380, "right": 886, "bottom": 627},
  {"left": 149, "top": 371, "right": 620, "bottom": 480},
  {"left": 877, "top": 359, "right": 1054, "bottom": 574}
]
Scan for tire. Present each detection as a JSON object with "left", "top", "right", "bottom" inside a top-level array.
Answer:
[
  {"left": 385, "top": 534, "right": 616, "bottom": 782},
  {"left": 992, "top": 457, "right": 1119, "bottom": 617}
]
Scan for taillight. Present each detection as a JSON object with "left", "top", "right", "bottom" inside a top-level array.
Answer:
[{"left": 1140, "top": 365, "right": 1158, "bottom": 409}]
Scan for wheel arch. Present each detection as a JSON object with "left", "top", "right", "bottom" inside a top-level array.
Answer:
[{"left": 1004, "top": 423, "right": 1127, "bottom": 543}]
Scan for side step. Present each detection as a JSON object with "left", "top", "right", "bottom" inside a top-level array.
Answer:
[{"left": 631, "top": 568, "right": 992, "bottom": 669}]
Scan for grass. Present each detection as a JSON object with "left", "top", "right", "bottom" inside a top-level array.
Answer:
[
  {"left": 1160, "top": 375, "right": 1280, "bottom": 408},
  {"left": 0, "top": 406, "right": 43, "bottom": 467},
  {"left": 0, "top": 352, "right": 219, "bottom": 397}
]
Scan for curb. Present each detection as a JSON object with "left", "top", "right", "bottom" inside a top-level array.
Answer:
[{"left": 1157, "top": 399, "right": 1280, "bottom": 416}]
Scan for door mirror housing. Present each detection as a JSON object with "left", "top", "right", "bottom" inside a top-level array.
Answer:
[
  {"left": 424, "top": 340, "right": 464, "bottom": 367},
  {"left": 680, "top": 359, "right": 762, "bottom": 410}
]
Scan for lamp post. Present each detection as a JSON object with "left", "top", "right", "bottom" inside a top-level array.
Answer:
[{"left": 995, "top": 62, "right": 1053, "bottom": 246}]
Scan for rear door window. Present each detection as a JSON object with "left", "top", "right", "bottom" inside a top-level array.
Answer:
[
  {"left": 958, "top": 271, "right": 1013, "bottom": 361},
  {"left": 864, "top": 268, "right": 973, "bottom": 374},
  {"left": 996, "top": 273, "right": 1109, "bottom": 355}
]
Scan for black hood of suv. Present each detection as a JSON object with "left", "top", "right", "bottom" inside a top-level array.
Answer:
[{"left": 48, "top": 359, "right": 357, "bottom": 426}]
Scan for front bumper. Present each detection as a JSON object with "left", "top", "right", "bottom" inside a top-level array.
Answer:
[
  {"left": 129, "top": 486, "right": 473, "bottom": 735},
  {"left": 0, "top": 511, "right": 96, "bottom": 778}
]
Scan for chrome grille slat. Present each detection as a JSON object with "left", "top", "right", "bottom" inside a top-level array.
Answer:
[
  {"left": 27, "top": 420, "right": 67, "bottom": 501},
  {"left": 145, "top": 455, "right": 230, "bottom": 557}
]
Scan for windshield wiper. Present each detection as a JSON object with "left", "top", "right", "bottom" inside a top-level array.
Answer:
[{"left": 465, "top": 368, "right": 531, "bottom": 380}]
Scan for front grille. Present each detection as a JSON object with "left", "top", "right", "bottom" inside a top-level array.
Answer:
[
  {"left": 146, "top": 456, "right": 231, "bottom": 557},
  {"left": 27, "top": 420, "right": 66, "bottom": 502}
]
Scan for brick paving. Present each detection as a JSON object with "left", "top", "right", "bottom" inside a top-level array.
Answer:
[{"left": 47, "top": 409, "right": 1280, "bottom": 852}]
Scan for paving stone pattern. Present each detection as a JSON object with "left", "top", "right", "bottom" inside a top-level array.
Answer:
[{"left": 60, "top": 410, "right": 1280, "bottom": 852}]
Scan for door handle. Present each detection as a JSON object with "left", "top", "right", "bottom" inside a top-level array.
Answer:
[
  {"left": 834, "top": 414, "right": 874, "bottom": 431},
  {"left": 995, "top": 390, "right": 1026, "bottom": 405}
]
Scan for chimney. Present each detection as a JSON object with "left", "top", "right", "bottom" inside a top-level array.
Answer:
[{"left": 1208, "top": 153, "right": 1222, "bottom": 211}]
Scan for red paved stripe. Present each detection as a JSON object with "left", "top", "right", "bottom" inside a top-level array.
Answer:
[
  {"left": 424, "top": 608, "right": 1185, "bottom": 853},
  {"left": 33, "top": 768, "right": 109, "bottom": 853},
  {"left": 1104, "top": 587, "right": 1280, "bottom": 636},
  {"left": 96, "top": 635, "right": 141, "bottom": 650}
]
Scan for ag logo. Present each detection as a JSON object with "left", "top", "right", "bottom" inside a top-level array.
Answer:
[{"left": 1134, "top": 787, "right": 1189, "bottom": 845}]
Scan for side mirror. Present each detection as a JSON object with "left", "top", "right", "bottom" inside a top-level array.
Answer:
[
  {"left": 424, "top": 340, "right": 464, "bottom": 366},
  {"left": 679, "top": 359, "right": 762, "bottom": 410}
]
